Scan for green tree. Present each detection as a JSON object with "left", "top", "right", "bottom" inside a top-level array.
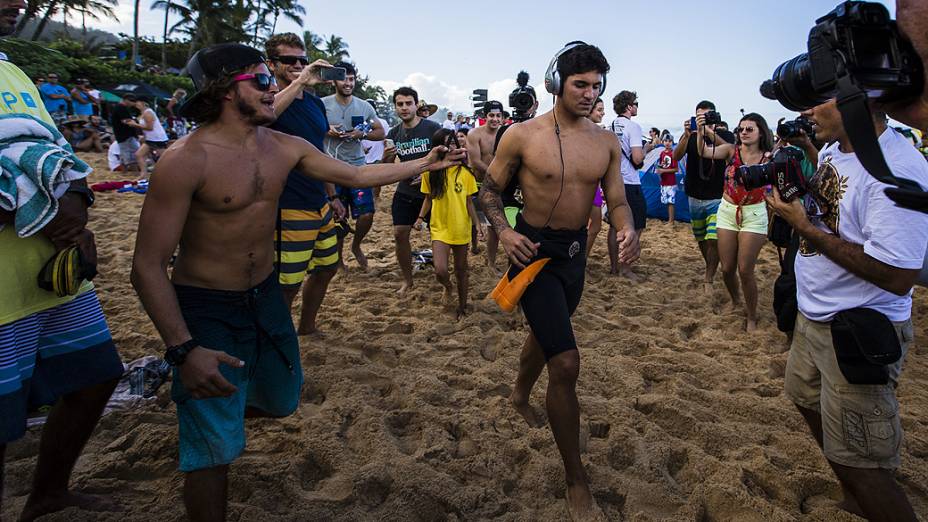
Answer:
[{"left": 323, "top": 34, "right": 348, "bottom": 63}]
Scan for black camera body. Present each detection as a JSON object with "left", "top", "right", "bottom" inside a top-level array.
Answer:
[
  {"left": 735, "top": 147, "right": 808, "bottom": 202},
  {"left": 509, "top": 71, "right": 536, "bottom": 122},
  {"left": 703, "top": 110, "right": 722, "bottom": 126},
  {"left": 777, "top": 115, "right": 815, "bottom": 139},
  {"left": 761, "top": 1, "right": 923, "bottom": 111}
]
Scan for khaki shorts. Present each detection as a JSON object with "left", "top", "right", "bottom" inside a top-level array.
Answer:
[{"left": 784, "top": 313, "right": 913, "bottom": 469}]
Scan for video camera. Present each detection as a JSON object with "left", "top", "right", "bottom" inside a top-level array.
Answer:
[
  {"left": 509, "top": 71, "right": 536, "bottom": 123},
  {"left": 759, "top": 1, "right": 927, "bottom": 213},
  {"left": 777, "top": 116, "right": 815, "bottom": 140}
]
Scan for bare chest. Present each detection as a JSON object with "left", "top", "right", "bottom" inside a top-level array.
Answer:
[
  {"left": 520, "top": 132, "right": 610, "bottom": 187},
  {"left": 194, "top": 153, "right": 289, "bottom": 212}
]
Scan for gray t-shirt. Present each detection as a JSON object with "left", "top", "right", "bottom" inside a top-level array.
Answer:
[{"left": 322, "top": 95, "right": 377, "bottom": 166}]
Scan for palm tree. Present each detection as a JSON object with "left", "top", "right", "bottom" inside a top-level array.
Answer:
[
  {"left": 152, "top": 0, "right": 183, "bottom": 70},
  {"left": 75, "top": 0, "right": 118, "bottom": 42},
  {"left": 131, "top": 0, "right": 140, "bottom": 68},
  {"left": 323, "top": 34, "right": 349, "bottom": 63},
  {"left": 14, "top": 0, "right": 47, "bottom": 37},
  {"left": 268, "top": 0, "right": 304, "bottom": 36}
]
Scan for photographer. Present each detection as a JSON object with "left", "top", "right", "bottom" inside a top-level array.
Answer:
[
  {"left": 767, "top": 98, "right": 928, "bottom": 521},
  {"left": 694, "top": 112, "right": 773, "bottom": 332}
]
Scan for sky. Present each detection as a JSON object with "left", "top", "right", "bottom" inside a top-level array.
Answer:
[{"left": 90, "top": 0, "right": 897, "bottom": 134}]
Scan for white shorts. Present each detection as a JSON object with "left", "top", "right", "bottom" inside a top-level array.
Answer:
[{"left": 660, "top": 185, "right": 676, "bottom": 205}]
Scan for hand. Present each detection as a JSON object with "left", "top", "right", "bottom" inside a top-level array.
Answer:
[
  {"left": 784, "top": 131, "right": 812, "bottom": 149},
  {"left": 298, "top": 59, "right": 333, "bottom": 87},
  {"left": 413, "top": 217, "right": 423, "bottom": 231},
  {"left": 615, "top": 226, "right": 640, "bottom": 265},
  {"left": 765, "top": 185, "right": 810, "bottom": 231},
  {"left": 74, "top": 228, "right": 97, "bottom": 268},
  {"left": 178, "top": 346, "right": 244, "bottom": 399},
  {"left": 424, "top": 145, "right": 467, "bottom": 171},
  {"left": 498, "top": 228, "right": 540, "bottom": 268},
  {"left": 329, "top": 197, "right": 347, "bottom": 220},
  {"left": 43, "top": 192, "right": 89, "bottom": 248},
  {"left": 327, "top": 125, "right": 346, "bottom": 138},
  {"left": 477, "top": 224, "right": 486, "bottom": 241},
  {"left": 345, "top": 129, "right": 364, "bottom": 140},
  {"left": 695, "top": 113, "right": 707, "bottom": 128},
  {"left": 382, "top": 142, "right": 397, "bottom": 162},
  {"left": 682, "top": 119, "right": 693, "bottom": 135}
]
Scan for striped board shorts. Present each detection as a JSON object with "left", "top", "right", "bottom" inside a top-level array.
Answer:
[
  {"left": 276, "top": 204, "right": 339, "bottom": 288},
  {"left": 1, "top": 290, "right": 124, "bottom": 443},
  {"left": 687, "top": 197, "right": 721, "bottom": 242}
]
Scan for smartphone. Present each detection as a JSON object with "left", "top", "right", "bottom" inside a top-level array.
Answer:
[
  {"left": 321, "top": 66, "right": 346, "bottom": 82},
  {"left": 351, "top": 116, "right": 365, "bottom": 128},
  {"left": 384, "top": 138, "right": 395, "bottom": 149},
  {"left": 689, "top": 117, "right": 697, "bottom": 132}
]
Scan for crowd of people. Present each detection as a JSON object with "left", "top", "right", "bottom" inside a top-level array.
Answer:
[{"left": 3, "top": 0, "right": 928, "bottom": 520}]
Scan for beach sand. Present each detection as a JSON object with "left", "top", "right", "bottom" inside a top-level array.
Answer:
[{"left": 2, "top": 151, "right": 926, "bottom": 521}]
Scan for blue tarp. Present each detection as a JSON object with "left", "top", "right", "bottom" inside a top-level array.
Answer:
[{"left": 639, "top": 155, "right": 690, "bottom": 223}]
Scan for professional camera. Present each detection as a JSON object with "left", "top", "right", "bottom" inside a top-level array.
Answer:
[
  {"left": 703, "top": 110, "right": 722, "bottom": 126},
  {"left": 735, "top": 147, "right": 808, "bottom": 202},
  {"left": 509, "top": 71, "right": 537, "bottom": 122},
  {"left": 776, "top": 115, "right": 815, "bottom": 139}
]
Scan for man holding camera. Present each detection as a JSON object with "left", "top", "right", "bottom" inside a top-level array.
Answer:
[
  {"left": 323, "top": 62, "right": 385, "bottom": 272},
  {"left": 767, "top": 98, "right": 928, "bottom": 521}
]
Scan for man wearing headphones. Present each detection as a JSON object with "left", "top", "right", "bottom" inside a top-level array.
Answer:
[{"left": 480, "top": 42, "right": 639, "bottom": 520}]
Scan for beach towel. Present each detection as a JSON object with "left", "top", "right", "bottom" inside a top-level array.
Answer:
[{"left": 0, "top": 113, "right": 92, "bottom": 237}]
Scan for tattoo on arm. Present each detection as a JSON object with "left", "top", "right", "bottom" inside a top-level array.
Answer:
[{"left": 479, "top": 175, "right": 510, "bottom": 234}]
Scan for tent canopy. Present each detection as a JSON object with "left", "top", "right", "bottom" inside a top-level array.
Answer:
[{"left": 108, "top": 82, "right": 170, "bottom": 100}]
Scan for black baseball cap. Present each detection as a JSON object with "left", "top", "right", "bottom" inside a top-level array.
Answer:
[
  {"left": 484, "top": 100, "right": 504, "bottom": 114},
  {"left": 177, "top": 43, "right": 267, "bottom": 118}
]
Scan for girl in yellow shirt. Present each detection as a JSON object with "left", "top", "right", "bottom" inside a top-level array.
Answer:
[{"left": 416, "top": 129, "right": 484, "bottom": 317}]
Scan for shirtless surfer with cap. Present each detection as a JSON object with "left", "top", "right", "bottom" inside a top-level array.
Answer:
[
  {"left": 480, "top": 42, "right": 639, "bottom": 521},
  {"left": 130, "top": 43, "right": 464, "bottom": 521}
]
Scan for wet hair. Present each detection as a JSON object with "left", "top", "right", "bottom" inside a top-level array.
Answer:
[
  {"left": 695, "top": 100, "right": 716, "bottom": 111},
  {"left": 557, "top": 44, "right": 610, "bottom": 89},
  {"left": 393, "top": 86, "right": 418, "bottom": 105},
  {"left": 613, "top": 90, "right": 637, "bottom": 116},
  {"left": 427, "top": 128, "right": 459, "bottom": 200},
  {"left": 265, "top": 33, "right": 305, "bottom": 58},
  {"left": 736, "top": 113, "right": 774, "bottom": 152},
  {"left": 334, "top": 61, "right": 357, "bottom": 77},
  {"left": 184, "top": 67, "right": 247, "bottom": 125}
]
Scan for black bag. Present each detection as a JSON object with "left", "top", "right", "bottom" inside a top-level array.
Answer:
[
  {"left": 772, "top": 231, "right": 800, "bottom": 333},
  {"left": 830, "top": 307, "right": 902, "bottom": 385},
  {"left": 768, "top": 215, "right": 793, "bottom": 248}
]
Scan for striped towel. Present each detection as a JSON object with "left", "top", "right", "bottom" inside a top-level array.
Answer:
[{"left": 0, "top": 113, "right": 92, "bottom": 237}]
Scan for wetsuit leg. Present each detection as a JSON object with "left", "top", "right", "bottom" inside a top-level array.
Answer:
[{"left": 519, "top": 267, "right": 577, "bottom": 361}]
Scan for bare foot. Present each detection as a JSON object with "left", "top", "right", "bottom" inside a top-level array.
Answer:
[
  {"left": 397, "top": 281, "right": 412, "bottom": 295},
  {"left": 456, "top": 305, "right": 468, "bottom": 319},
  {"left": 471, "top": 244, "right": 482, "bottom": 254},
  {"left": 441, "top": 286, "right": 453, "bottom": 306},
  {"left": 724, "top": 300, "right": 742, "bottom": 313},
  {"left": 351, "top": 244, "right": 369, "bottom": 271},
  {"left": 20, "top": 491, "right": 122, "bottom": 521},
  {"left": 297, "top": 326, "right": 324, "bottom": 337},
  {"left": 745, "top": 319, "right": 758, "bottom": 332},
  {"left": 565, "top": 483, "right": 605, "bottom": 522},
  {"left": 619, "top": 268, "right": 644, "bottom": 283},
  {"left": 509, "top": 392, "right": 544, "bottom": 428}
]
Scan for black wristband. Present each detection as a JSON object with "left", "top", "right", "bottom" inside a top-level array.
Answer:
[{"left": 165, "top": 338, "right": 199, "bottom": 367}]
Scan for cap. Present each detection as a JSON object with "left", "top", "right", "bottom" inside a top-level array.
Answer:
[
  {"left": 178, "top": 43, "right": 266, "bottom": 118},
  {"left": 484, "top": 100, "right": 504, "bottom": 114}
]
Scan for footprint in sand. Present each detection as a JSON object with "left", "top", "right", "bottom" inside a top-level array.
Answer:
[{"left": 383, "top": 410, "right": 421, "bottom": 456}]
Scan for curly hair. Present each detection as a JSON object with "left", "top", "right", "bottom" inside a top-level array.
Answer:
[
  {"left": 556, "top": 44, "right": 609, "bottom": 94},
  {"left": 265, "top": 32, "right": 305, "bottom": 59},
  {"left": 183, "top": 68, "right": 246, "bottom": 125},
  {"left": 612, "top": 90, "right": 637, "bottom": 116}
]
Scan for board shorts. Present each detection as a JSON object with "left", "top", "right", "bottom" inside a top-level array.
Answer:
[
  {"left": 509, "top": 213, "right": 587, "bottom": 361},
  {"left": 624, "top": 183, "right": 647, "bottom": 230},
  {"left": 336, "top": 186, "right": 375, "bottom": 219},
  {"left": 660, "top": 185, "right": 676, "bottom": 205},
  {"left": 784, "top": 314, "right": 912, "bottom": 469},
  {"left": 276, "top": 204, "right": 339, "bottom": 288},
  {"left": 172, "top": 274, "right": 302, "bottom": 472},
  {"left": 118, "top": 137, "right": 140, "bottom": 167},
  {"left": 0, "top": 291, "right": 124, "bottom": 444},
  {"left": 145, "top": 140, "right": 169, "bottom": 150},
  {"left": 392, "top": 192, "right": 426, "bottom": 227},
  {"left": 688, "top": 197, "right": 720, "bottom": 241},
  {"left": 716, "top": 199, "right": 768, "bottom": 236}
]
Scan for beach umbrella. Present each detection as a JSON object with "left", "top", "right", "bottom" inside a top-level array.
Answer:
[
  {"left": 97, "top": 90, "right": 123, "bottom": 103},
  {"left": 109, "top": 82, "right": 171, "bottom": 101}
]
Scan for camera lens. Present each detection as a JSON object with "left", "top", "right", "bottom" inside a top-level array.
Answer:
[
  {"left": 510, "top": 91, "right": 535, "bottom": 112},
  {"left": 735, "top": 163, "right": 775, "bottom": 191},
  {"left": 760, "top": 53, "right": 831, "bottom": 111}
]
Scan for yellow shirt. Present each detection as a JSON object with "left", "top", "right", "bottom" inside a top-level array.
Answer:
[
  {"left": 0, "top": 57, "right": 91, "bottom": 325},
  {"left": 421, "top": 166, "right": 478, "bottom": 245}
]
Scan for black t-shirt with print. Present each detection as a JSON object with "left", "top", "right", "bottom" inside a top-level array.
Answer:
[
  {"left": 387, "top": 118, "right": 441, "bottom": 197},
  {"left": 683, "top": 129, "right": 735, "bottom": 201}
]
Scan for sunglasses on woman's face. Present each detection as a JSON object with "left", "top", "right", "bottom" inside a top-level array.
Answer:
[
  {"left": 232, "top": 73, "right": 277, "bottom": 91},
  {"left": 735, "top": 127, "right": 757, "bottom": 134},
  {"left": 274, "top": 55, "right": 309, "bottom": 66}
]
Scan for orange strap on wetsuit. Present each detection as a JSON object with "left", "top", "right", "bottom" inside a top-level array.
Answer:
[{"left": 490, "top": 258, "right": 551, "bottom": 313}]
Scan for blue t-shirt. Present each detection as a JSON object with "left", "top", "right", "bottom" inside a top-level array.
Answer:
[
  {"left": 271, "top": 93, "right": 330, "bottom": 210},
  {"left": 71, "top": 90, "right": 93, "bottom": 116},
  {"left": 39, "top": 83, "right": 69, "bottom": 113}
]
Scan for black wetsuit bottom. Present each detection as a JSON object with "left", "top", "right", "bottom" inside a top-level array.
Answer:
[{"left": 509, "top": 213, "right": 587, "bottom": 360}]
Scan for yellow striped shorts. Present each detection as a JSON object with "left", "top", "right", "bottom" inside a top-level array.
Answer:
[{"left": 276, "top": 205, "right": 339, "bottom": 287}]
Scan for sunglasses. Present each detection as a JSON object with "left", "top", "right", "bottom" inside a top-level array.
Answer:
[
  {"left": 735, "top": 127, "right": 757, "bottom": 134},
  {"left": 631, "top": 102, "right": 639, "bottom": 106},
  {"left": 232, "top": 73, "right": 277, "bottom": 91},
  {"left": 274, "top": 55, "right": 309, "bottom": 66}
]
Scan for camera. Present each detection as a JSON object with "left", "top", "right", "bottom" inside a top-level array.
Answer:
[
  {"left": 760, "top": 1, "right": 923, "bottom": 112},
  {"left": 509, "top": 71, "right": 537, "bottom": 122},
  {"left": 703, "top": 110, "right": 721, "bottom": 126},
  {"left": 735, "top": 147, "right": 808, "bottom": 202},
  {"left": 777, "top": 115, "right": 815, "bottom": 139}
]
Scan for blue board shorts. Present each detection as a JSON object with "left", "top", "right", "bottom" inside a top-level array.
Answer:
[
  {"left": 1, "top": 290, "right": 124, "bottom": 443},
  {"left": 336, "top": 186, "right": 375, "bottom": 219},
  {"left": 688, "top": 197, "right": 721, "bottom": 241},
  {"left": 172, "top": 273, "right": 302, "bottom": 472}
]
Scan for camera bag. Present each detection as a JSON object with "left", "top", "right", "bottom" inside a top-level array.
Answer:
[
  {"left": 768, "top": 215, "right": 793, "bottom": 248},
  {"left": 830, "top": 307, "right": 901, "bottom": 385},
  {"left": 772, "top": 231, "right": 799, "bottom": 333}
]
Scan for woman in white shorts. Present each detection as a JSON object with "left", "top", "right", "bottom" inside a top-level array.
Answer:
[{"left": 694, "top": 112, "right": 773, "bottom": 331}]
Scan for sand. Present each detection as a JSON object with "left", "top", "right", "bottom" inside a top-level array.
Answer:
[{"left": 2, "top": 151, "right": 927, "bottom": 521}]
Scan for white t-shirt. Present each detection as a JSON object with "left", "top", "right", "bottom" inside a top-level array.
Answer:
[
  {"left": 107, "top": 141, "right": 121, "bottom": 170},
  {"left": 361, "top": 117, "right": 389, "bottom": 164},
  {"left": 610, "top": 116, "right": 642, "bottom": 185},
  {"left": 139, "top": 108, "right": 169, "bottom": 143},
  {"left": 796, "top": 128, "right": 928, "bottom": 322},
  {"left": 442, "top": 119, "right": 456, "bottom": 130}
]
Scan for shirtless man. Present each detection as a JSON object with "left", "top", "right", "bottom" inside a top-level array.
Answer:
[
  {"left": 480, "top": 42, "right": 639, "bottom": 521},
  {"left": 130, "top": 44, "right": 463, "bottom": 522},
  {"left": 466, "top": 100, "right": 504, "bottom": 271}
]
